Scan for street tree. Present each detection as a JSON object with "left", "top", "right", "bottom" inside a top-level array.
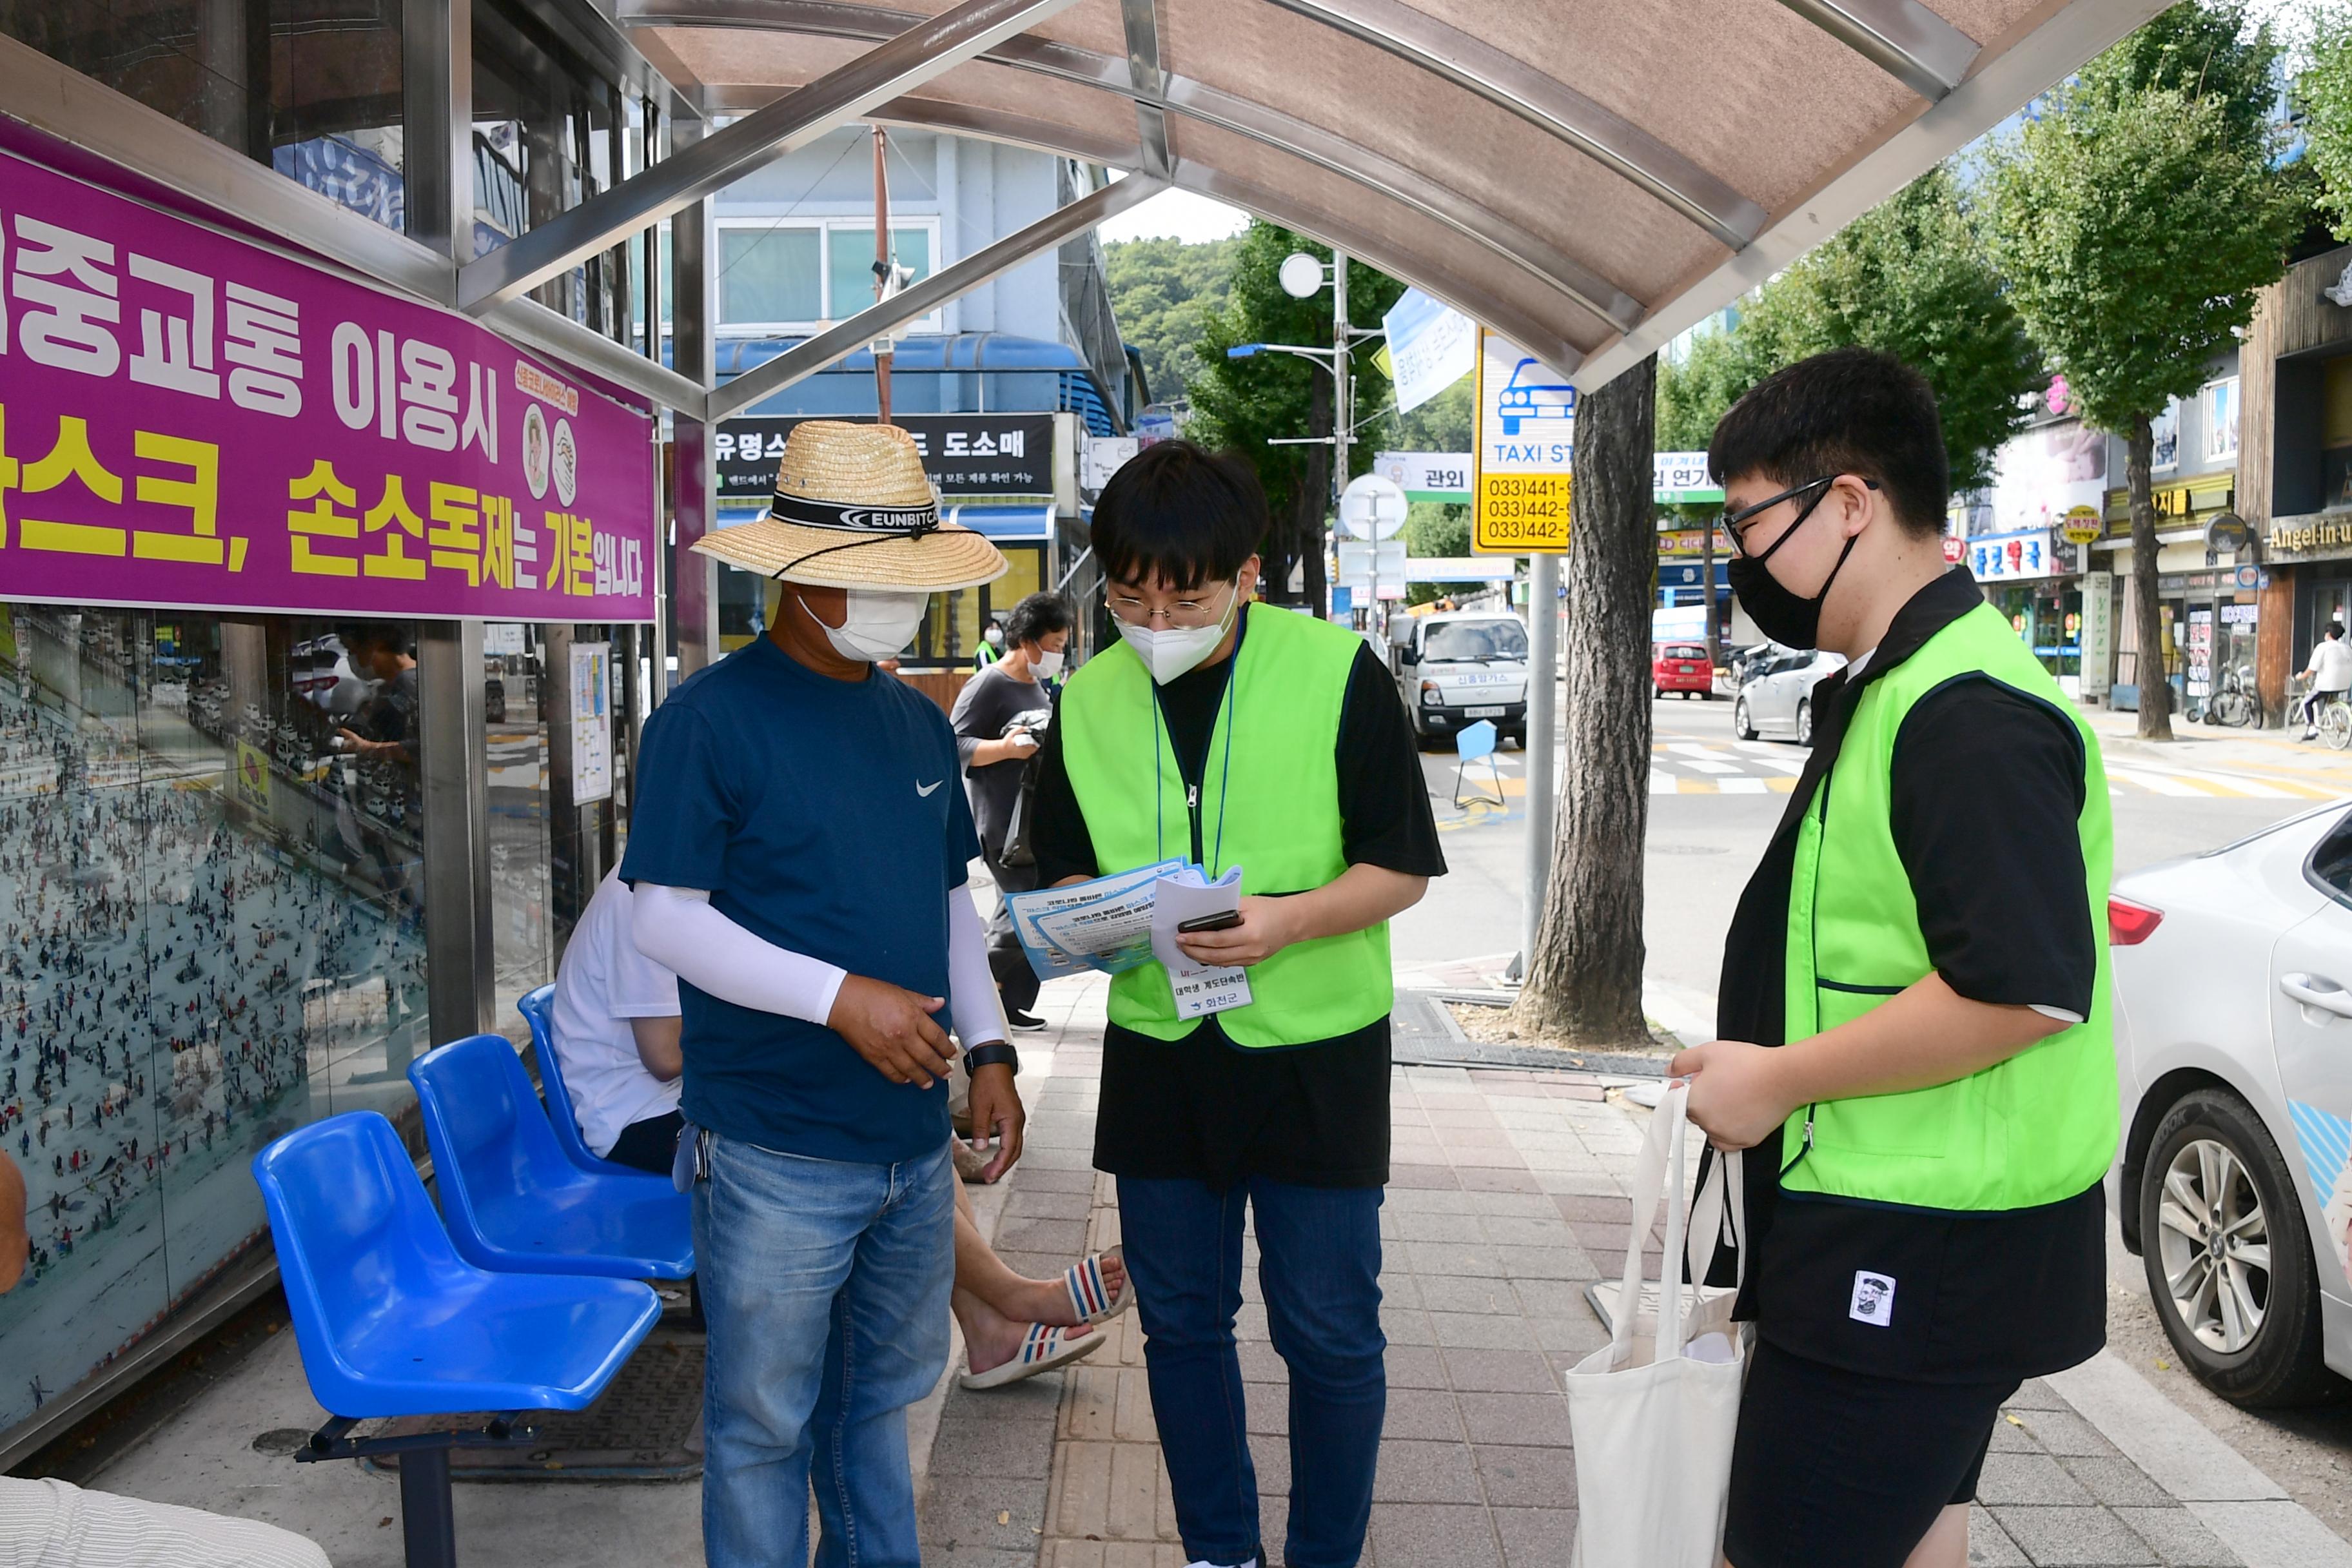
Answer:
[
  {"left": 1187, "top": 223, "right": 1403, "bottom": 611},
  {"left": 1102, "top": 235, "right": 1240, "bottom": 402},
  {"left": 2302, "top": 3, "right": 2352, "bottom": 240},
  {"left": 1511, "top": 356, "right": 1658, "bottom": 1047},
  {"left": 1989, "top": 75, "right": 2296, "bottom": 740}
]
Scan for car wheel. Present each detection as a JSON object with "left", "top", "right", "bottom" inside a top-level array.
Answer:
[
  {"left": 1795, "top": 698, "right": 1814, "bottom": 748},
  {"left": 2141, "top": 1089, "right": 2345, "bottom": 1407},
  {"left": 1734, "top": 697, "right": 1758, "bottom": 741}
]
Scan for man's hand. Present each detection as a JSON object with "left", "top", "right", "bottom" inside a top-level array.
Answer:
[
  {"left": 828, "top": 975, "right": 958, "bottom": 1088},
  {"left": 1173, "top": 895, "right": 1302, "bottom": 968},
  {"left": 1667, "top": 1039, "right": 1798, "bottom": 1152},
  {"left": 964, "top": 1062, "right": 1026, "bottom": 1182}
]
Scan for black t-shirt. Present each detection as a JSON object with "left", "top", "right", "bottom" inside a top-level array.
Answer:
[
  {"left": 1030, "top": 608, "right": 1446, "bottom": 1189},
  {"left": 1711, "top": 569, "right": 2106, "bottom": 1383},
  {"left": 949, "top": 663, "right": 1052, "bottom": 859}
]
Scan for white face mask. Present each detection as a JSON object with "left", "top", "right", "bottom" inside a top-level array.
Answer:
[
  {"left": 984, "top": 626, "right": 1005, "bottom": 648},
  {"left": 1115, "top": 582, "right": 1241, "bottom": 685},
  {"left": 1031, "top": 647, "right": 1066, "bottom": 680},
  {"left": 798, "top": 587, "right": 929, "bottom": 662}
]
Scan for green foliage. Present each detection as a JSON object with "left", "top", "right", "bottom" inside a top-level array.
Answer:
[
  {"left": 2303, "top": 3, "right": 2352, "bottom": 240},
  {"left": 1185, "top": 222, "right": 1404, "bottom": 540},
  {"left": 1987, "top": 83, "right": 2295, "bottom": 433},
  {"left": 1101, "top": 235, "right": 1240, "bottom": 403},
  {"left": 2085, "top": 1, "right": 2280, "bottom": 155},
  {"left": 1387, "top": 375, "right": 1473, "bottom": 454},
  {"left": 1402, "top": 501, "right": 1471, "bottom": 605},
  {"left": 1654, "top": 167, "right": 2037, "bottom": 491}
]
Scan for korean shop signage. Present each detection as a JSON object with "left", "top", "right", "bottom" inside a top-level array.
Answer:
[
  {"left": 0, "top": 151, "right": 657, "bottom": 622},
  {"left": 716, "top": 413, "right": 1054, "bottom": 499}
]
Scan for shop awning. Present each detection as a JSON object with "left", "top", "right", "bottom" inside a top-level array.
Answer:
[{"left": 616, "top": 0, "right": 2168, "bottom": 391}]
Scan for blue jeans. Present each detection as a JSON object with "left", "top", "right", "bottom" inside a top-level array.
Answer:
[
  {"left": 1117, "top": 1176, "right": 1386, "bottom": 1568},
  {"left": 696, "top": 1133, "right": 954, "bottom": 1568}
]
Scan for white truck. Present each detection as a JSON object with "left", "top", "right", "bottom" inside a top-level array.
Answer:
[{"left": 1387, "top": 611, "right": 1531, "bottom": 749}]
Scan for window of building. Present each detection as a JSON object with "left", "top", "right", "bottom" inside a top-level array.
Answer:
[
  {"left": 714, "top": 219, "right": 941, "bottom": 333},
  {"left": 2150, "top": 398, "right": 2180, "bottom": 474},
  {"left": 0, "top": 0, "right": 407, "bottom": 233},
  {"left": 910, "top": 542, "right": 1046, "bottom": 666},
  {"left": 2204, "top": 377, "right": 2240, "bottom": 464}
]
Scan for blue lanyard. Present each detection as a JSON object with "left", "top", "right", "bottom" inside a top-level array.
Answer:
[{"left": 1151, "top": 662, "right": 1239, "bottom": 875}]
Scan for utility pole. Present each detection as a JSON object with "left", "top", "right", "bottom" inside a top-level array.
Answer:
[
  {"left": 870, "top": 124, "right": 893, "bottom": 425},
  {"left": 1520, "top": 551, "right": 1558, "bottom": 977}
]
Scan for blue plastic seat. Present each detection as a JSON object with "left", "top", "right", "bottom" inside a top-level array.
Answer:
[
  {"left": 252, "top": 1111, "right": 662, "bottom": 1419},
  {"left": 517, "top": 983, "right": 639, "bottom": 1179},
  {"left": 409, "top": 1034, "right": 695, "bottom": 1280}
]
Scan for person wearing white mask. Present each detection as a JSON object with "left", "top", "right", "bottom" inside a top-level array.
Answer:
[
  {"left": 1026, "top": 441, "right": 1444, "bottom": 1568},
  {"left": 951, "top": 591, "right": 1073, "bottom": 1031},
  {"left": 622, "top": 421, "right": 1030, "bottom": 1568}
]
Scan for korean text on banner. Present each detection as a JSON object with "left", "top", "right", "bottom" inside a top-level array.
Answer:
[
  {"left": 1381, "top": 288, "right": 1475, "bottom": 416},
  {"left": 0, "top": 150, "right": 658, "bottom": 622},
  {"left": 1473, "top": 329, "right": 1571, "bottom": 555}
]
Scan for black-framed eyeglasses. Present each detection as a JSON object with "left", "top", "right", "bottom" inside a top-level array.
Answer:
[{"left": 1717, "top": 475, "right": 1879, "bottom": 559}]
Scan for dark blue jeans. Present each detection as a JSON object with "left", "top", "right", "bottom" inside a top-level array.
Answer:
[{"left": 1117, "top": 1175, "right": 1386, "bottom": 1568}]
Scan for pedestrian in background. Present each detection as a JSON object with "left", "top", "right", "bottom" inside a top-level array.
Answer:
[
  {"left": 1672, "top": 348, "right": 2116, "bottom": 1568},
  {"left": 1028, "top": 441, "right": 1445, "bottom": 1568},
  {"left": 2297, "top": 620, "right": 2348, "bottom": 739},
  {"left": 951, "top": 591, "right": 1072, "bottom": 1032}
]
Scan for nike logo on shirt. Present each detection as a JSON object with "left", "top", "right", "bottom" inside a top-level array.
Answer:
[{"left": 916, "top": 779, "right": 943, "bottom": 797}]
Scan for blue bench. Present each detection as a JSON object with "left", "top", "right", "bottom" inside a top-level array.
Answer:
[
  {"left": 516, "top": 983, "right": 641, "bottom": 1179},
  {"left": 409, "top": 1033, "right": 694, "bottom": 1280},
  {"left": 253, "top": 1112, "right": 661, "bottom": 1568}
]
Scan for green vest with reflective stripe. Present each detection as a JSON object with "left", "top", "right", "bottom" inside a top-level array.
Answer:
[
  {"left": 1060, "top": 605, "right": 1393, "bottom": 1045},
  {"left": 1782, "top": 601, "right": 2119, "bottom": 1211}
]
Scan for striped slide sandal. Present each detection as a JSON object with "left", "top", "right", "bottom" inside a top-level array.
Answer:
[
  {"left": 958, "top": 1322, "right": 1108, "bottom": 1390},
  {"left": 1064, "top": 1248, "right": 1132, "bottom": 1327}
]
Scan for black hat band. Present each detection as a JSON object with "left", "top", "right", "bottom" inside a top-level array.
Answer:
[{"left": 770, "top": 490, "right": 939, "bottom": 536}]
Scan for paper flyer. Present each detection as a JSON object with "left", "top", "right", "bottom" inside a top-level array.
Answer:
[
  {"left": 1004, "top": 860, "right": 1184, "bottom": 979},
  {"left": 1150, "top": 867, "right": 1253, "bottom": 1019}
]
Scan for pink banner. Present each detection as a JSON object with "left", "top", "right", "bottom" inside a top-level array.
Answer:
[{"left": 0, "top": 150, "right": 657, "bottom": 622}]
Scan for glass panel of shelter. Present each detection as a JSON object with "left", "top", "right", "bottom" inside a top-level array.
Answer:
[{"left": 0, "top": 602, "right": 430, "bottom": 1437}]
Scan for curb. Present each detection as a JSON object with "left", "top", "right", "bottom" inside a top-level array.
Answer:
[{"left": 2044, "top": 1351, "right": 2352, "bottom": 1567}]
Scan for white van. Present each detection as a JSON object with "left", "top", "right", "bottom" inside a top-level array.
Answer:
[{"left": 1389, "top": 611, "right": 1531, "bottom": 748}]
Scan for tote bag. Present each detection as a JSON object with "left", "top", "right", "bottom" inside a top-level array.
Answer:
[{"left": 1561, "top": 1082, "right": 1746, "bottom": 1568}]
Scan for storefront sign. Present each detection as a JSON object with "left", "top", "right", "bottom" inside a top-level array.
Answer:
[
  {"left": 2082, "top": 570, "right": 2113, "bottom": 699},
  {"left": 1966, "top": 528, "right": 2059, "bottom": 582},
  {"left": 1654, "top": 451, "right": 1721, "bottom": 504},
  {"left": 1990, "top": 420, "right": 2106, "bottom": 534},
  {"left": 1473, "top": 329, "right": 1570, "bottom": 554},
  {"left": 1656, "top": 527, "right": 1717, "bottom": 558},
  {"left": 2264, "top": 514, "right": 2352, "bottom": 558},
  {"left": 2060, "top": 505, "right": 2104, "bottom": 546},
  {"left": 570, "top": 641, "right": 612, "bottom": 805},
  {"left": 1942, "top": 535, "right": 1968, "bottom": 564},
  {"left": 1374, "top": 450, "right": 1472, "bottom": 503},
  {"left": 0, "top": 150, "right": 657, "bottom": 622},
  {"left": 715, "top": 413, "right": 1053, "bottom": 498},
  {"left": 2207, "top": 513, "right": 2249, "bottom": 554}
]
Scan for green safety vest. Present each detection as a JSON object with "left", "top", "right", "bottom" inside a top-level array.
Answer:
[
  {"left": 1060, "top": 605, "right": 1393, "bottom": 1045},
  {"left": 1782, "top": 601, "right": 2119, "bottom": 1211}
]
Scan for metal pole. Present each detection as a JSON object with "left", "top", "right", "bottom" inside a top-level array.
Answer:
[
  {"left": 1520, "top": 551, "right": 1560, "bottom": 974},
  {"left": 872, "top": 123, "right": 894, "bottom": 424},
  {"left": 1333, "top": 249, "right": 1352, "bottom": 617}
]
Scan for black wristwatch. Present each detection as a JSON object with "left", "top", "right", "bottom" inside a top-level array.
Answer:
[{"left": 966, "top": 1041, "right": 1021, "bottom": 1075}]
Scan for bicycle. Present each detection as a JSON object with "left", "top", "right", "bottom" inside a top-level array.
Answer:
[
  {"left": 2293, "top": 678, "right": 2352, "bottom": 750},
  {"left": 2200, "top": 663, "right": 2261, "bottom": 729}
]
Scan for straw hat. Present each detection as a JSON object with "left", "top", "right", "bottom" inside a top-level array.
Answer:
[{"left": 692, "top": 420, "right": 1007, "bottom": 591}]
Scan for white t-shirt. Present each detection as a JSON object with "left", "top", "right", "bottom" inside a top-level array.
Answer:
[
  {"left": 2310, "top": 637, "right": 2352, "bottom": 694},
  {"left": 549, "top": 869, "right": 683, "bottom": 1157}
]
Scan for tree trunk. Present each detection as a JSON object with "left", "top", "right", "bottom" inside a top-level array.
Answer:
[
  {"left": 1511, "top": 356, "right": 1656, "bottom": 1046},
  {"left": 1293, "top": 369, "right": 1335, "bottom": 610},
  {"left": 2128, "top": 412, "right": 2170, "bottom": 741}
]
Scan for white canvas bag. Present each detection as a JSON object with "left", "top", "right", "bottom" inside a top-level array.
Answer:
[{"left": 1561, "top": 1082, "right": 1747, "bottom": 1568}]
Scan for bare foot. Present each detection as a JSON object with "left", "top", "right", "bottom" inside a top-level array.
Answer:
[{"left": 957, "top": 1288, "right": 1093, "bottom": 1376}]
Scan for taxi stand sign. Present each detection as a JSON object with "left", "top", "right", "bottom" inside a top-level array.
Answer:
[{"left": 1473, "top": 328, "right": 1571, "bottom": 554}]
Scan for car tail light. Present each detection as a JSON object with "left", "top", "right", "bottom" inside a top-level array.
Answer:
[{"left": 2108, "top": 896, "right": 2164, "bottom": 946}]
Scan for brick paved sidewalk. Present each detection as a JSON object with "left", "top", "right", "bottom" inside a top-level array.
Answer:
[{"left": 920, "top": 981, "right": 2257, "bottom": 1568}]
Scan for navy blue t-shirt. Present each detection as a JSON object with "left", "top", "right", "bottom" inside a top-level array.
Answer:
[{"left": 620, "top": 635, "right": 979, "bottom": 1164}]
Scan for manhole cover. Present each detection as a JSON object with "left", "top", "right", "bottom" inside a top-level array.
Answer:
[
  {"left": 1647, "top": 843, "right": 1729, "bottom": 855},
  {"left": 252, "top": 1427, "right": 312, "bottom": 1456}
]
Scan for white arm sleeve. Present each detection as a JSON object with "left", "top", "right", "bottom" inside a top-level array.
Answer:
[
  {"left": 948, "top": 885, "right": 1009, "bottom": 1048},
  {"left": 631, "top": 883, "right": 847, "bottom": 1026}
]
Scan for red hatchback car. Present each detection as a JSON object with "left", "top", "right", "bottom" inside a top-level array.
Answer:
[{"left": 1653, "top": 642, "right": 1716, "bottom": 699}]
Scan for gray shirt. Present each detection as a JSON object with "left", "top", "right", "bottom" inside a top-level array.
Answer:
[{"left": 950, "top": 663, "right": 1051, "bottom": 857}]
